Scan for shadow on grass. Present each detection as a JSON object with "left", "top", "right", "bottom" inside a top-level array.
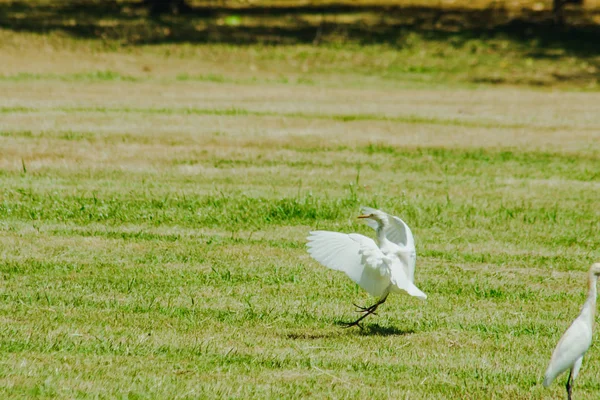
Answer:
[
  {"left": 285, "top": 331, "right": 338, "bottom": 340},
  {"left": 359, "top": 323, "right": 415, "bottom": 336},
  {"left": 284, "top": 322, "right": 413, "bottom": 338},
  {"left": 0, "top": 1, "right": 599, "bottom": 52},
  {"left": 2, "top": 1, "right": 600, "bottom": 84},
  {"left": 333, "top": 320, "right": 415, "bottom": 336}
]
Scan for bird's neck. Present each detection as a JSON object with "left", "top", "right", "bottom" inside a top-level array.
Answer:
[
  {"left": 582, "top": 273, "right": 599, "bottom": 324},
  {"left": 376, "top": 224, "right": 390, "bottom": 247}
]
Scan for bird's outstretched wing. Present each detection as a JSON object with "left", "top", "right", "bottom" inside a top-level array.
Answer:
[
  {"left": 361, "top": 206, "right": 417, "bottom": 280},
  {"left": 543, "top": 317, "right": 592, "bottom": 387},
  {"left": 306, "top": 231, "right": 391, "bottom": 297}
]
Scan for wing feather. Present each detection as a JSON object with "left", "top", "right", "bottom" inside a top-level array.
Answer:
[
  {"left": 306, "top": 231, "right": 391, "bottom": 297},
  {"left": 360, "top": 206, "right": 417, "bottom": 281},
  {"left": 543, "top": 317, "right": 592, "bottom": 387},
  {"left": 388, "top": 215, "right": 415, "bottom": 250}
]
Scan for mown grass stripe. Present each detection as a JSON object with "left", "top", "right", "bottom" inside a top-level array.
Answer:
[
  {"left": 0, "top": 71, "right": 303, "bottom": 86},
  {"left": 0, "top": 105, "right": 551, "bottom": 130}
]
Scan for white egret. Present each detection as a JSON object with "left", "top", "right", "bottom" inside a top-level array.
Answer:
[
  {"left": 306, "top": 206, "right": 426, "bottom": 328},
  {"left": 543, "top": 262, "right": 600, "bottom": 399}
]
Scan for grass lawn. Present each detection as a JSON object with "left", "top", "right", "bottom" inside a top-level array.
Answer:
[{"left": 1, "top": 1, "right": 600, "bottom": 398}]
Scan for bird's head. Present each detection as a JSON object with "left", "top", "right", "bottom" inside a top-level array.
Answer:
[{"left": 358, "top": 207, "right": 388, "bottom": 227}]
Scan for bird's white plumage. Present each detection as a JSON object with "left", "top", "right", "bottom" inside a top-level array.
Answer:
[
  {"left": 543, "top": 317, "right": 592, "bottom": 387},
  {"left": 360, "top": 206, "right": 417, "bottom": 281},
  {"left": 389, "top": 267, "right": 427, "bottom": 299},
  {"left": 306, "top": 231, "right": 391, "bottom": 297},
  {"left": 571, "top": 356, "right": 583, "bottom": 382},
  {"left": 306, "top": 207, "right": 426, "bottom": 301},
  {"left": 360, "top": 206, "right": 414, "bottom": 248},
  {"left": 542, "top": 262, "right": 600, "bottom": 397}
]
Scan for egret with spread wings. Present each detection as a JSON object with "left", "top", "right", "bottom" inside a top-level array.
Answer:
[{"left": 306, "top": 206, "right": 427, "bottom": 328}]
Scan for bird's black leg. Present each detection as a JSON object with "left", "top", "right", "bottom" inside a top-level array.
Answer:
[
  {"left": 566, "top": 369, "right": 573, "bottom": 400},
  {"left": 352, "top": 302, "right": 379, "bottom": 314},
  {"left": 343, "top": 294, "right": 389, "bottom": 329}
]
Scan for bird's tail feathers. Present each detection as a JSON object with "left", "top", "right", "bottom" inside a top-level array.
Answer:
[
  {"left": 542, "top": 367, "right": 557, "bottom": 388},
  {"left": 406, "top": 285, "right": 427, "bottom": 300},
  {"left": 392, "top": 280, "right": 427, "bottom": 300}
]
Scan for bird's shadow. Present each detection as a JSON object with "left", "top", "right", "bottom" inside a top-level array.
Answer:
[
  {"left": 283, "top": 322, "right": 413, "bottom": 339},
  {"left": 334, "top": 321, "right": 415, "bottom": 336},
  {"left": 285, "top": 332, "right": 335, "bottom": 340}
]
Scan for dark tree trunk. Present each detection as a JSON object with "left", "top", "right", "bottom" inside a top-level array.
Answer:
[
  {"left": 142, "top": 0, "right": 192, "bottom": 15},
  {"left": 552, "top": 0, "right": 583, "bottom": 24}
]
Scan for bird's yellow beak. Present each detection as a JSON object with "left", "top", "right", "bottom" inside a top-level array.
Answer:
[{"left": 357, "top": 214, "right": 370, "bottom": 219}]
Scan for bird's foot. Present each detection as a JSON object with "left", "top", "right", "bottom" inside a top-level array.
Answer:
[
  {"left": 341, "top": 319, "right": 364, "bottom": 330},
  {"left": 343, "top": 306, "right": 380, "bottom": 329},
  {"left": 352, "top": 303, "right": 378, "bottom": 315},
  {"left": 342, "top": 298, "right": 387, "bottom": 329}
]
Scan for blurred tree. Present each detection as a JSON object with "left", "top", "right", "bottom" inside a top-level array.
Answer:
[
  {"left": 553, "top": 0, "right": 584, "bottom": 24},
  {"left": 142, "top": 0, "right": 192, "bottom": 15}
]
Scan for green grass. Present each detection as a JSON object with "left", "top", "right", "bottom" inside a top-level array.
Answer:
[
  {"left": 1, "top": 0, "right": 600, "bottom": 91},
  {"left": 0, "top": 71, "right": 301, "bottom": 86},
  {"left": 1, "top": 130, "right": 600, "bottom": 398},
  {"left": 0, "top": 105, "right": 540, "bottom": 129},
  {"left": 2, "top": 2, "right": 600, "bottom": 398},
  {"left": 5, "top": 105, "right": 600, "bottom": 133}
]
